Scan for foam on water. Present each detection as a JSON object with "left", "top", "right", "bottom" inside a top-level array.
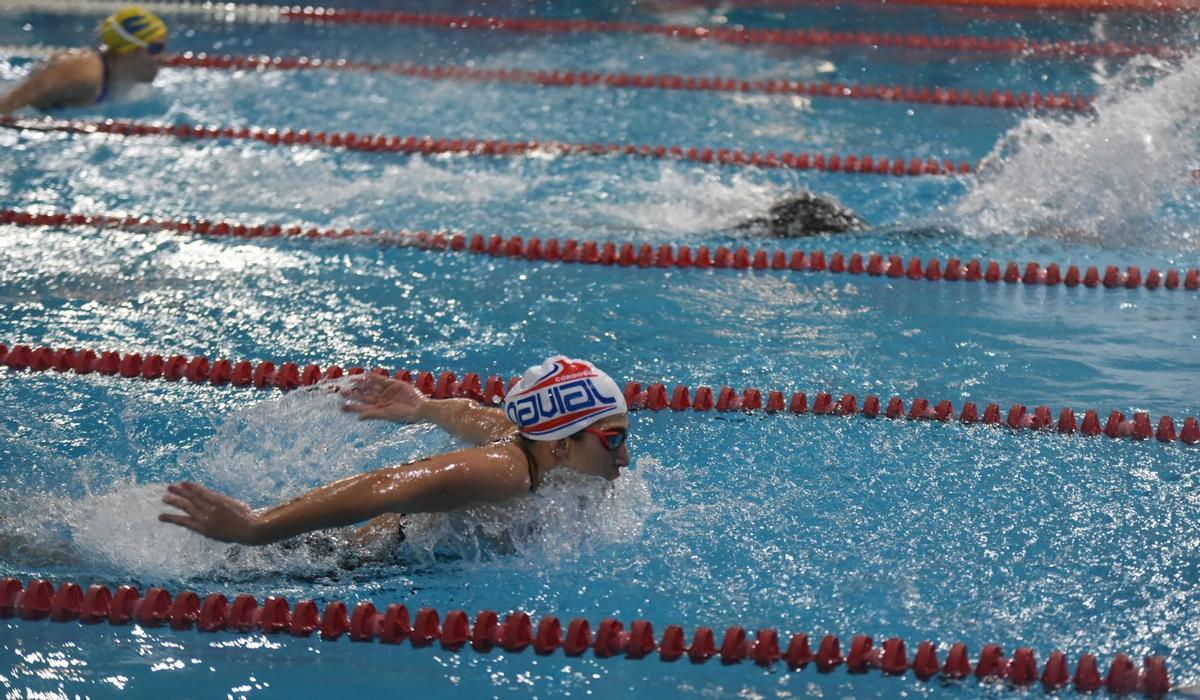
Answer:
[
  {"left": 956, "top": 53, "right": 1200, "bottom": 249},
  {"left": 583, "top": 165, "right": 783, "bottom": 235},
  {"left": 396, "top": 461, "right": 655, "bottom": 566}
]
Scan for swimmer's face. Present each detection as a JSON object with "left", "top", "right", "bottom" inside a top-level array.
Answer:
[
  {"left": 560, "top": 414, "right": 630, "bottom": 481},
  {"left": 121, "top": 46, "right": 162, "bottom": 82}
]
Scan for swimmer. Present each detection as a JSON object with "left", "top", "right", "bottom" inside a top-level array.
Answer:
[
  {"left": 158, "top": 356, "right": 631, "bottom": 546},
  {"left": 0, "top": 5, "right": 167, "bottom": 114},
  {"left": 735, "top": 191, "right": 868, "bottom": 237}
]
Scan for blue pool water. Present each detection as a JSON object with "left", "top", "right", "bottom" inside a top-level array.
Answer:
[{"left": 1, "top": 1, "right": 1199, "bottom": 697}]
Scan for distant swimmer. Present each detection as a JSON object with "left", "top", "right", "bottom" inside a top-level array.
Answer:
[
  {"left": 735, "top": 191, "right": 868, "bottom": 237},
  {"left": 159, "top": 357, "right": 632, "bottom": 546},
  {"left": 0, "top": 5, "right": 167, "bottom": 114}
]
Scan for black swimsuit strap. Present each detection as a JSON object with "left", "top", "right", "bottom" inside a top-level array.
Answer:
[
  {"left": 96, "top": 50, "right": 112, "bottom": 104},
  {"left": 516, "top": 437, "right": 541, "bottom": 492}
]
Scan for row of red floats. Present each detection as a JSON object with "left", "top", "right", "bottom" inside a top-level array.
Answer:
[
  {"left": 623, "top": 381, "right": 1200, "bottom": 444},
  {"left": 277, "top": 7, "right": 1183, "bottom": 59},
  {"left": 4, "top": 207, "right": 1197, "bottom": 293},
  {"left": 0, "top": 578, "right": 1171, "bottom": 695},
  {"left": 163, "top": 52, "right": 1093, "bottom": 112},
  {"left": 3, "top": 342, "right": 1197, "bottom": 445},
  {"left": 454, "top": 233, "right": 1200, "bottom": 291},
  {"left": 1, "top": 116, "right": 971, "bottom": 177},
  {"left": 0, "top": 343, "right": 373, "bottom": 392}
]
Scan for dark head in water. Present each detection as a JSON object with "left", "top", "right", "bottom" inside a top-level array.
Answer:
[{"left": 736, "top": 192, "right": 868, "bottom": 237}]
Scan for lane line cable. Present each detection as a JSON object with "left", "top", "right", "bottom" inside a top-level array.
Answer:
[
  {"left": 0, "top": 577, "right": 1173, "bottom": 695},
  {"left": 1, "top": 341, "right": 1196, "bottom": 447},
  {"left": 0, "top": 115, "right": 972, "bottom": 176},
  {"left": 0, "top": 1, "right": 1187, "bottom": 60},
  {"left": 4, "top": 207, "right": 1196, "bottom": 294},
  {"left": 0, "top": 45, "right": 1096, "bottom": 113}
]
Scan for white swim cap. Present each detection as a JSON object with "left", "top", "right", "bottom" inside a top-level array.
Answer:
[{"left": 503, "top": 356, "right": 627, "bottom": 441}]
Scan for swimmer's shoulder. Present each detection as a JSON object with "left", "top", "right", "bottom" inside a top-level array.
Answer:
[
  {"left": 48, "top": 48, "right": 98, "bottom": 63},
  {"left": 478, "top": 431, "right": 541, "bottom": 493},
  {"left": 42, "top": 50, "right": 101, "bottom": 79},
  {"left": 483, "top": 432, "right": 532, "bottom": 466},
  {"left": 426, "top": 434, "right": 533, "bottom": 483},
  {"left": 29, "top": 50, "right": 104, "bottom": 108}
]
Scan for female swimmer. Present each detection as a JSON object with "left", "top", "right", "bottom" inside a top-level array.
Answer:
[
  {"left": 158, "top": 356, "right": 631, "bottom": 545},
  {"left": 0, "top": 5, "right": 167, "bottom": 113}
]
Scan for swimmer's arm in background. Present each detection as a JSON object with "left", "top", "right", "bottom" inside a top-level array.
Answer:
[
  {"left": 0, "top": 73, "right": 54, "bottom": 114},
  {"left": 351, "top": 512, "right": 404, "bottom": 545},
  {"left": 0, "top": 60, "right": 94, "bottom": 114},
  {"left": 159, "top": 444, "right": 530, "bottom": 545},
  {"left": 342, "top": 373, "right": 513, "bottom": 445}
]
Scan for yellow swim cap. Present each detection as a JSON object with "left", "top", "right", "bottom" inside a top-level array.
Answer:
[{"left": 100, "top": 5, "right": 168, "bottom": 53}]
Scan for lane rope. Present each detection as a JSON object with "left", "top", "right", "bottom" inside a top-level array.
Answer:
[
  {"left": 2, "top": 342, "right": 1197, "bottom": 447},
  {"left": 853, "top": 0, "right": 1200, "bottom": 11},
  {"left": 0, "top": 115, "right": 972, "bottom": 177},
  {"left": 652, "top": 0, "right": 1200, "bottom": 12},
  {"left": 0, "top": 1, "right": 1186, "bottom": 60},
  {"left": 0, "top": 577, "right": 1172, "bottom": 695},
  {"left": 164, "top": 52, "right": 1095, "bottom": 113},
  {"left": 0, "top": 45, "right": 1095, "bottom": 113},
  {"left": 3, "top": 208, "right": 1197, "bottom": 295}
]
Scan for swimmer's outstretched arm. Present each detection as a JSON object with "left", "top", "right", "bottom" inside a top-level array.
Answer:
[
  {"left": 341, "top": 373, "right": 513, "bottom": 445},
  {"left": 0, "top": 76, "right": 48, "bottom": 114},
  {"left": 0, "top": 61, "right": 91, "bottom": 114},
  {"left": 159, "top": 444, "right": 530, "bottom": 545}
]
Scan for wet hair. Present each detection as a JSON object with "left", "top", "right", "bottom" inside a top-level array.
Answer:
[{"left": 736, "top": 192, "right": 868, "bottom": 237}]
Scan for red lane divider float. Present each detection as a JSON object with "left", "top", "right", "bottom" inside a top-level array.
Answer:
[
  {"left": 3, "top": 207, "right": 1198, "bottom": 295},
  {"left": 158, "top": 52, "right": 1093, "bottom": 113},
  {"left": 2, "top": 342, "right": 1197, "bottom": 447},
  {"left": 0, "top": 45, "right": 1092, "bottom": 112},
  {"left": 0, "top": 2, "right": 1184, "bottom": 58},
  {"left": 0, "top": 577, "right": 1172, "bottom": 696},
  {"left": 883, "top": 0, "right": 1200, "bottom": 12},
  {"left": 278, "top": 7, "right": 1186, "bottom": 59},
  {"left": 655, "top": 0, "right": 1200, "bottom": 11},
  {"left": 0, "top": 116, "right": 970, "bottom": 177}
]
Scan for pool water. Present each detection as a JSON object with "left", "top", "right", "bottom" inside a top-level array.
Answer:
[{"left": 1, "top": 1, "right": 1198, "bottom": 697}]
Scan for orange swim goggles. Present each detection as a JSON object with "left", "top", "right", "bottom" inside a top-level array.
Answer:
[{"left": 584, "top": 427, "right": 627, "bottom": 451}]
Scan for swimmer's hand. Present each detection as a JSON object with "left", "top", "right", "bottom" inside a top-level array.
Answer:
[
  {"left": 159, "top": 482, "right": 265, "bottom": 544},
  {"left": 341, "top": 373, "right": 429, "bottom": 422}
]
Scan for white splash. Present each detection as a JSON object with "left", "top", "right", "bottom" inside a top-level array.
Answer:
[
  {"left": 395, "top": 457, "right": 658, "bottom": 566},
  {"left": 585, "top": 165, "right": 783, "bottom": 235},
  {"left": 186, "top": 381, "right": 442, "bottom": 504},
  {"left": 72, "top": 482, "right": 236, "bottom": 578},
  {"left": 956, "top": 54, "right": 1200, "bottom": 248},
  {"left": 0, "top": 481, "right": 233, "bottom": 578}
]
